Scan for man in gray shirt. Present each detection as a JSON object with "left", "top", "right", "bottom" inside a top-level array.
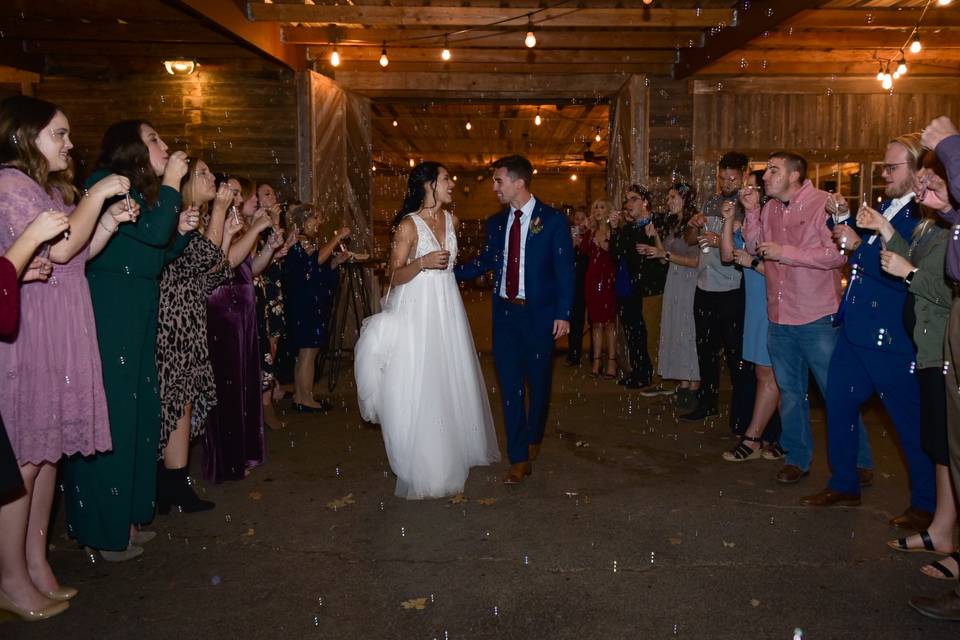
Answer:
[{"left": 680, "top": 151, "right": 755, "bottom": 428}]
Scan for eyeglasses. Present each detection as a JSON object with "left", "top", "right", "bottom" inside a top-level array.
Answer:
[{"left": 881, "top": 162, "right": 909, "bottom": 173}]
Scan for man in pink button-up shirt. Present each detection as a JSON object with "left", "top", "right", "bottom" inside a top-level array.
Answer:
[{"left": 742, "top": 152, "right": 874, "bottom": 484}]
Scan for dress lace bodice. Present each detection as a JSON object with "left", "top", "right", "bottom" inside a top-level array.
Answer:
[{"left": 410, "top": 212, "right": 456, "bottom": 270}]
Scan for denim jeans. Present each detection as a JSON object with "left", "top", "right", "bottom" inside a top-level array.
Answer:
[{"left": 767, "top": 316, "right": 874, "bottom": 472}]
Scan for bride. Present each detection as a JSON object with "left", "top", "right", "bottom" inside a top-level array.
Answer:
[{"left": 354, "top": 161, "right": 500, "bottom": 499}]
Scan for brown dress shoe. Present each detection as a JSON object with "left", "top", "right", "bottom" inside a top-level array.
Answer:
[
  {"left": 502, "top": 462, "right": 532, "bottom": 485},
  {"left": 909, "top": 589, "right": 960, "bottom": 621},
  {"left": 775, "top": 465, "right": 809, "bottom": 484},
  {"left": 800, "top": 488, "right": 861, "bottom": 507},
  {"left": 858, "top": 468, "right": 874, "bottom": 487},
  {"left": 890, "top": 506, "right": 934, "bottom": 530},
  {"left": 528, "top": 443, "right": 541, "bottom": 461}
]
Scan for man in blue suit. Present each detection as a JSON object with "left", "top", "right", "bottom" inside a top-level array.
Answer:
[
  {"left": 455, "top": 155, "right": 575, "bottom": 484},
  {"left": 801, "top": 134, "right": 936, "bottom": 531}
]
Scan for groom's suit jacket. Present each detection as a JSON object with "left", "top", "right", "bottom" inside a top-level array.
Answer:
[{"left": 456, "top": 199, "right": 575, "bottom": 331}]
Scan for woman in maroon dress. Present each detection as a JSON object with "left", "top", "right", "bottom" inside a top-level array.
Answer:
[{"left": 580, "top": 198, "right": 618, "bottom": 378}]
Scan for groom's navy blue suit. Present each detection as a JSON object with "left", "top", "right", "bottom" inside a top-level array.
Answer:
[{"left": 456, "top": 198, "right": 575, "bottom": 463}]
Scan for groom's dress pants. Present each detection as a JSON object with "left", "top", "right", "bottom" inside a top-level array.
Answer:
[{"left": 492, "top": 298, "right": 555, "bottom": 463}]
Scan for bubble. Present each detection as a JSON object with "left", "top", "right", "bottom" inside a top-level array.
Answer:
[{"left": 211, "top": 575, "right": 221, "bottom": 586}]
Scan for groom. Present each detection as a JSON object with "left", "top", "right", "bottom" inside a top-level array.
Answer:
[{"left": 456, "top": 155, "right": 575, "bottom": 484}]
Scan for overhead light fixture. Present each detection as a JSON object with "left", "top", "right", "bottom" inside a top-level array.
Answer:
[
  {"left": 441, "top": 34, "right": 451, "bottom": 61},
  {"left": 595, "top": 127, "right": 602, "bottom": 143},
  {"left": 452, "top": 175, "right": 458, "bottom": 181},
  {"left": 392, "top": 119, "right": 398, "bottom": 127},
  {"left": 408, "top": 158, "right": 415, "bottom": 168},
  {"left": 570, "top": 174, "right": 578, "bottom": 181},
  {"left": 330, "top": 46, "right": 340, "bottom": 68},
  {"left": 534, "top": 107, "right": 542, "bottom": 126},
  {"left": 163, "top": 59, "right": 197, "bottom": 76},
  {"left": 882, "top": 72, "right": 893, "bottom": 90},
  {"left": 524, "top": 17, "right": 537, "bottom": 48},
  {"left": 937, "top": 0, "right": 952, "bottom": 6},
  {"left": 876, "top": 61, "right": 885, "bottom": 81},
  {"left": 896, "top": 55, "right": 907, "bottom": 76},
  {"left": 532, "top": 168, "right": 538, "bottom": 175},
  {"left": 910, "top": 29, "right": 922, "bottom": 54},
  {"left": 371, "top": 164, "right": 377, "bottom": 172},
  {"left": 379, "top": 42, "right": 389, "bottom": 67},
  {"left": 465, "top": 120, "right": 472, "bottom": 131}
]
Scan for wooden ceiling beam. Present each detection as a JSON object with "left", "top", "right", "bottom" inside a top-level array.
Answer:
[
  {"left": 325, "top": 61, "right": 674, "bottom": 75},
  {"left": 250, "top": 4, "right": 731, "bottom": 29},
  {"left": 333, "top": 71, "right": 629, "bottom": 100},
  {"left": 749, "top": 29, "right": 960, "bottom": 50},
  {"left": 715, "top": 48, "right": 960, "bottom": 64},
  {"left": 698, "top": 61, "right": 960, "bottom": 76},
  {"left": 0, "top": 20, "right": 234, "bottom": 44},
  {"left": 692, "top": 76, "right": 960, "bottom": 95},
  {"left": 284, "top": 27, "right": 705, "bottom": 49},
  {"left": 308, "top": 46, "right": 676, "bottom": 65},
  {"left": 169, "top": 0, "right": 304, "bottom": 70},
  {"left": 675, "top": 0, "right": 827, "bottom": 80},
  {"left": 22, "top": 40, "right": 259, "bottom": 58},
  {"left": 788, "top": 8, "right": 960, "bottom": 29}
]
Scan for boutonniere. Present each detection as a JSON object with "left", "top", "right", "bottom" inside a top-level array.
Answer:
[{"left": 530, "top": 217, "right": 544, "bottom": 235}]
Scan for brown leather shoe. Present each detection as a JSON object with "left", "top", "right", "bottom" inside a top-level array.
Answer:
[
  {"left": 890, "top": 506, "right": 934, "bottom": 530},
  {"left": 858, "top": 468, "right": 874, "bottom": 487},
  {"left": 800, "top": 488, "right": 861, "bottom": 507},
  {"left": 502, "top": 462, "right": 532, "bottom": 485},
  {"left": 528, "top": 443, "right": 541, "bottom": 461},
  {"left": 909, "top": 589, "right": 960, "bottom": 621},
  {"left": 775, "top": 465, "right": 809, "bottom": 484}
]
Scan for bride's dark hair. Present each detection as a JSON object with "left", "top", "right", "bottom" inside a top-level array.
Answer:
[{"left": 392, "top": 161, "right": 446, "bottom": 229}]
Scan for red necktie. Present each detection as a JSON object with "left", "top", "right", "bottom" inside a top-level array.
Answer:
[{"left": 505, "top": 209, "right": 522, "bottom": 299}]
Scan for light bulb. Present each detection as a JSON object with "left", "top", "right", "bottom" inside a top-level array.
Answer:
[
  {"left": 465, "top": 121, "right": 472, "bottom": 131},
  {"left": 893, "top": 70, "right": 901, "bottom": 80},
  {"left": 409, "top": 158, "right": 415, "bottom": 168},
  {"left": 330, "top": 48, "right": 340, "bottom": 67},
  {"left": 441, "top": 35, "right": 451, "bottom": 61},
  {"left": 379, "top": 42, "right": 389, "bottom": 67},
  {"left": 392, "top": 119, "right": 398, "bottom": 127},
  {"left": 595, "top": 128, "right": 602, "bottom": 142},
  {"left": 897, "top": 59, "right": 907, "bottom": 76},
  {"left": 371, "top": 165, "right": 377, "bottom": 172},
  {"left": 882, "top": 74, "right": 893, "bottom": 90},
  {"left": 525, "top": 31, "right": 536, "bottom": 48},
  {"left": 570, "top": 174, "right": 578, "bottom": 181},
  {"left": 452, "top": 176, "right": 458, "bottom": 181},
  {"left": 533, "top": 169, "right": 538, "bottom": 175},
  {"left": 910, "top": 32, "right": 922, "bottom": 54},
  {"left": 937, "top": 0, "right": 951, "bottom": 6},
  {"left": 876, "top": 69, "right": 884, "bottom": 81},
  {"left": 534, "top": 108, "right": 542, "bottom": 126}
]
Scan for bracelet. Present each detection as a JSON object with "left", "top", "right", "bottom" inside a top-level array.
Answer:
[{"left": 98, "top": 218, "right": 117, "bottom": 234}]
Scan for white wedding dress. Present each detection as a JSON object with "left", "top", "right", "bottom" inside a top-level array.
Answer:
[{"left": 354, "top": 211, "right": 500, "bottom": 499}]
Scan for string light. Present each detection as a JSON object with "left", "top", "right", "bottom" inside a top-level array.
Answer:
[
  {"left": 534, "top": 107, "right": 542, "bottom": 126},
  {"left": 595, "top": 127, "right": 602, "bottom": 143},
  {"left": 937, "top": 0, "right": 952, "bottom": 6},
  {"left": 392, "top": 119, "right": 398, "bottom": 127},
  {"left": 570, "top": 174, "right": 578, "bottom": 181},
  {"left": 882, "top": 69, "right": 893, "bottom": 90},
  {"left": 910, "top": 29, "right": 922, "bottom": 54},
  {"left": 525, "top": 17, "right": 537, "bottom": 48},
  {"left": 441, "top": 35, "right": 451, "bottom": 61},
  {"left": 465, "top": 120, "right": 472, "bottom": 131},
  {"left": 408, "top": 158, "right": 415, "bottom": 168},
  {"left": 896, "top": 53, "right": 908, "bottom": 76},
  {"left": 330, "top": 46, "right": 340, "bottom": 67},
  {"left": 379, "top": 42, "right": 389, "bottom": 67},
  {"left": 876, "top": 62, "right": 885, "bottom": 81}
]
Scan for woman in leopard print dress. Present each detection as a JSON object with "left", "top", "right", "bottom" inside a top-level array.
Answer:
[{"left": 154, "top": 159, "right": 237, "bottom": 513}]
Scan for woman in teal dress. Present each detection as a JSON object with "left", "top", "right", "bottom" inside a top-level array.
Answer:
[{"left": 63, "top": 120, "right": 193, "bottom": 561}]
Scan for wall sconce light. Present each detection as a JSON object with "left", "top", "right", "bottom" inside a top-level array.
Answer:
[{"left": 163, "top": 59, "right": 198, "bottom": 76}]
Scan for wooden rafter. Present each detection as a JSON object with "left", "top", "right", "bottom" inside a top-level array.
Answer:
[
  {"left": 675, "top": 0, "right": 829, "bottom": 79},
  {"left": 170, "top": 0, "right": 305, "bottom": 70}
]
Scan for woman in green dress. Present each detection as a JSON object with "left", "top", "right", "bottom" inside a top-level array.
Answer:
[{"left": 62, "top": 120, "right": 194, "bottom": 561}]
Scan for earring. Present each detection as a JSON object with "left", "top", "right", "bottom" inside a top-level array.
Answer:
[{"left": 9, "top": 133, "right": 18, "bottom": 145}]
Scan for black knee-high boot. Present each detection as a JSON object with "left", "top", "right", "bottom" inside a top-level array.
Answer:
[{"left": 157, "top": 465, "right": 215, "bottom": 514}]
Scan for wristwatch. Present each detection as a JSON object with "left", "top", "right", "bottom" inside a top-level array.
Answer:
[{"left": 904, "top": 268, "right": 919, "bottom": 286}]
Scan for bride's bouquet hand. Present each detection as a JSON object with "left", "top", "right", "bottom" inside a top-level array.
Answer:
[{"left": 420, "top": 250, "right": 450, "bottom": 270}]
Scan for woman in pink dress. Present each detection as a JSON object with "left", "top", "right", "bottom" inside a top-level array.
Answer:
[
  {"left": 0, "top": 96, "right": 131, "bottom": 620},
  {"left": 580, "top": 198, "right": 618, "bottom": 378}
]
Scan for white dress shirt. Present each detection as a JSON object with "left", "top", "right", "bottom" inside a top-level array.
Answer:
[
  {"left": 499, "top": 195, "right": 537, "bottom": 299},
  {"left": 866, "top": 191, "right": 915, "bottom": 245}
]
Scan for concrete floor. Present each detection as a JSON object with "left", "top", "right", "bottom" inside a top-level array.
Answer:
[{"left": 6, "top": 292, "right": 959, "bottom": 639}]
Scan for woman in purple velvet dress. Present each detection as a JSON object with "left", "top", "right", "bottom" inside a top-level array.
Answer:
[{"left": 203, "top": 177, "right": 282, "bottom": 483}]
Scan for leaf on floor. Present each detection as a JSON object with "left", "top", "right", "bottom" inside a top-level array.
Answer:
[
  {"left": 722, "top": 540, "right": 736, "bottom": 548},
  {"left": 476, "top": 498, "right": 497, "bottom": 506},
  {"left": 449, "top": 493, "right": 468, "bottom": 505},
  {"left": 400, "top": 597, "right": 428, "bottom": 610},
  {"left": 327, "top": 494, "right": 355, "bottom": 510},
  {"left": 668, "top": 536, "right": 683, "bottom": 546},
  {"left": 248, "top": 491, "right": 262, "bottom": 501},
  {"left": 750, "top": 599, "right": 761, "bottom": 608},
  {"left": 243, "top": 528, "right": 256, "bottom": 537}
]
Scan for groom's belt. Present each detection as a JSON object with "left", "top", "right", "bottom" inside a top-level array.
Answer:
[{"left": 500, "top": 296, "right": 527, "bottom": 306}]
